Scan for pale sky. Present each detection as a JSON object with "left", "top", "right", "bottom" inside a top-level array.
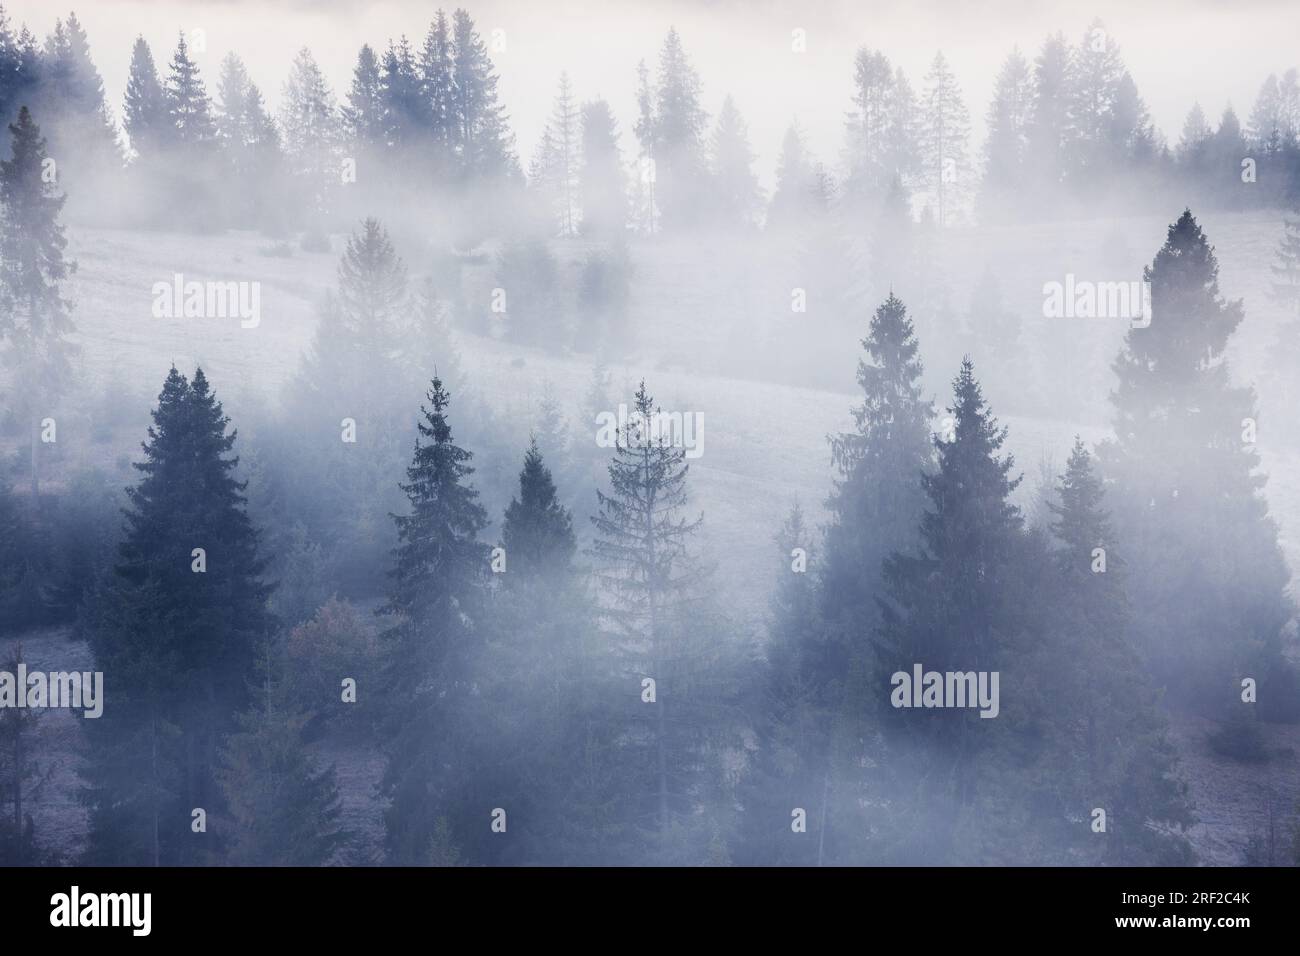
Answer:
[{"left": 8, "top": 0, "right": 1298, "bottom": 188}]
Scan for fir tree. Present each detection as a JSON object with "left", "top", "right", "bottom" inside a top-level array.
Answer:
[
  {"left": 874, "top": 358, "right": 1024, "bottom": 861},
  {"left": 919, "top": 52, "right": 970, "bottom": 227},
  {"left": 0, "top": 105, "right": 75, "bottom": 502},
  {"left": 579, "top": 98, "right": 625, "bottom": 237},
  {"left": 280, "top": 47, "right": 341, "bottom": 231},
  {"left": 590, "top": 381, "right": 711, "bottom": 848},
  {"left": 343, "top": 43, "right": 384, "bottom": 149},
  {"left": 451, "top": 9, "right": 516, "bottom": 180},
  {"left": 83, "top": 367, "right": 273, "bottom": 865},
  {"left": 217, "top": 641, "right": 347, "bottom": 866},
  {"left": 981, "top": 47, "right": 1031, "bottom": 215},
  {"left": 1099, "top": 210, "right": 1295, "bottom": 720},
  {"left": 379, "top": 377, "right": 489, "bottom": 864},
  {"left": 123, "top": 36, "right": 169, "bottom": 156},
  {"left": 708, "top": 95, "right": 761, "bottom": 229},
  {"left": 164, "top": 32, "right": 216, "bottom": 146},
  {"left": 643, "top": 28, "right": 708, "bottom": 230},
  {"left": 420, "top": 12, "right": 456, "bottom": 170},
  {"left": 502, "top": 438, "right": 576, "bottom": 580}
]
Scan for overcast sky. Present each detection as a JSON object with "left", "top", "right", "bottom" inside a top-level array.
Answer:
[{"left": 9, "top": 0, "right": 1298, "bottom": 188}]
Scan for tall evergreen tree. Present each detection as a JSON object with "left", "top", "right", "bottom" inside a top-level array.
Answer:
[
  {"left": 708, "top": 95, "right": 761, "bottom": 229},
  {"left": 419, "top": 12, "right": 456, "bottom": 172},
  {"left": 123, "top": 36, "right": 169, "bottom": 156},
  {"left": 502, "top": 438, "right": 576, "bottom": 579},
  {"left": 450, "top": 9, "right": 516, "bottom": 180},
  {"left": 1099, "top": 210, "right": 1295, "bottom": 720},
  {"left": 164, "top": 32, "right": 215, "bottom": 146},
  {"left": 0, "top": 105, "right": 75, "bottom": 502},
  {"left": 280, "top": 47, "right": 341, "bottom": 232},
  {"left": 919, "top": 52, "right": 970, "bottom": 227},
  {"left": 379, "top": 377, "right": 489, "bottom": 863},
  {"left": 343, "top": 43, "right": 384, "bottom": 150},
  {"left": 980, "top": 47, "right": 1031, "bottom": 215},
  {"left": 579, "top": 98, "right": 625, "bottom": 237},
  {"left": 83, "top": 367, "right": 273, "bottom": 865},
  {"left": 874, "top": 358, "right": 1025, "bottom": 862}
]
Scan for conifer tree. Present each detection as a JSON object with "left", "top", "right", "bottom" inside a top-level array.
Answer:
[
  {"left": 0, "top": 642, "right": 47, "bottom": 865},
  {"left": 502, "top": 438, "right": 576, "bottom": 580},
  {"left": 579, "top": 98, "right": 625, "bottom": 237},
  {"left": 280, "top": 47, "right": 341, "bottom": 232},
  {"left": 379, "top": 377, "right": 489, "bottom": 864},
  {"left": 981, "top": 47, "right": 1031, "bottom": 215},
  {"left": 1024, "top": 33, "right": 1072, "bottom": 200},
  {"left": 1029, "top": 440, "right": 1194, "bottom": 864},
  {"left": 1100, "top": 211, "right": 1295, "bottom": 721},
  {"left": 164, "top": 32, "right": 215, "bottom": 146},
  {"left": 546, "top": 72, "right": 579, "bottom": 235},
  {"left": 83, "top": 367, "right": 273, "bottom": 865},
  {"left": 874, "top": 358, "right": 1024, "bottom": 861},
  {"left": 36, "top": 13, "right": 121, "bottom": 185},
  {"left": 640, "top": 28, "right": 708, "bottom": 230},
  {"left": 767, "top": 122, "right": 814, "bottom": 231},
  {"left": 379, "top": 36, "right": 423, "bottom": 154},
  {"left": 450, "top": 9, "right": 516, "bottom": 180},
  {"left": 919, "top": 52, "right": 970, "bottom": 227},
  {"left": 844, "top": 47, "right": 894, "bottom": 205},
  {"left": 343, "top": 44, "right": 384, "bottom": 149},
  {"left": 123, "top": 36, "right": 169, "bottom": 156},
  {"left": 217, "top": 641, "right": 347, "bottom": 866},
  {"left": 590, "top": 381, "right": 733, "bottom": 856},
  {"left": 214, "top": 53, "right": 281, "bottom": 228},
  {"left": 0, "top": 105, "right": 75, "bottom": 502},
  {"left": 708, "top": 95, "right": 761, "bottom": 229},
  {"left": 419, "top": 12, "right": 455, "bottom": 171}
]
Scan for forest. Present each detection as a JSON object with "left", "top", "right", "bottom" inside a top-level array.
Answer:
[{"left": 0, "top": 1, "right": 1299, "bottom": 867}]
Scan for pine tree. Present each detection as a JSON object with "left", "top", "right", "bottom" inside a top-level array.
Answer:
[
  {"left": 1032, "top": 440, "right": 1193, "bottom": 863},
  {"left": 83, "top": 367, "right": 273, "bottom": 865},
  {"left": 874, "top": 358, "right": 1023, "bottom": 861},
  {"left": 281, "top": 47, "right": 341, "bottom": 231},
  {"left": 379, "top": 36, "right": 423, "bottom": 154},
  {"left": 217, "top": 641, "right": 347, "bottom": 866},
  {"left": 35, "top": 13, "right": 121, "bottom": 186},
  {"left": 1099, "top": 210, "right": 1295, "bottom": 720},
  {"left": 579, "top": 98, "right": 625, "bottom": 237},
  {"left": 344, "top": 44, "right": 384, "bottom": 149},
  {"left": 844, "top": 47, "right": 894, "bottom": 205},
  {"left": 0, "top": 106, "right": 75, "bottom": 503},
  {"left": 123, "top": 36, "right": 170, "bottom": 156},
  {"left": 708, "top": 95, "right": 761, "bottom": 229},
  {"left": 419, "top": 12, "right": 455, "bottom": 171},
  {"left": 981, "top": 47, "right": 1031, "bottom": 215},
  {"left": 919, "top": 52, "right": 970, "bottom": 227},
  {"left": 215, "top": 53, "right": 281, "bottom": 228},
  {"left": 1247, "top": 74, "right": 1285, "bottom": 154},
  {"left": 379, "top": 377, "right": 489, "bottom": 863},
  {"left": 165, "top": 32, "right": 215, "bottom": 146},
  {"left": 734, "top": 503, "right": 827, "bottom": 865},
  {"left": 451, "top": 10, "right": 516, "bottom": 180},
  {"left": 590, "top": 381, "right": 711, "bottom": 849},
  {"left": 644, "top": 28, "right": 708, "bottom": 230},
  {"left": 502, "top": 438, "right": 576, "bottom": 580},
  {"left": 1067, "top": 19, "right": 1127, "bottom": 185},
  {"left": 546, "top": 72, "right": 580, "bottom": 235},
  {"left": 1024, "top": 33, "right": 1072, "bottom": 200}
]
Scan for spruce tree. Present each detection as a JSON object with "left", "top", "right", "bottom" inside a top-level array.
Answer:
[
  {"left": 590, "top": 381, "right": 734, "bottom": 857},
  {"left": 123, "top": 36, "right": 170, "bottom": 156},
  {"left": 844, "top": 47, "right": 894, "bottom": 206},
  {"left": 767, "top": 122, "right": 814, "bottom": 231},
  {"left": 0, "top": 642, "right": 47, "bottom": 865},
  {"left": 343, "top": 43, "right": 384, "bottom": 149},
  {"left": 35, "top": 12, "right": 121, "bottom": 189},
  {"left": 642, "top": 28, "right": 708, "bottom": 230},
  {"left": 919, "top": 52, "right": 970, "bottom": 227},
  {"left": 419, "top": 12, "right": 455, "bottom": 171},
  {"left": 83, "top": 367, "right": 273, "bottom": 865},
  {"left": 280, "top": 47, "right": 341, "bottom": 233},
  {"left": 502, "top": 438, "right": 576, "bottom": 580},
  {"left": 164, "top": 32, "right": 215, "bottom": 146},
  {"left": 1099, "top": 210, "right": 1295, "bottom": 721},
  {"left": 708, "top": 95, "right": 761, "bottom": 229},
  {"left": 980, "top": 47, "right": 1031, "bottom": 216},
  {"left": 579, "top": 98, "right": 625, "bottom": 237},
  {"left": 0, "top": 105, "right": 75, "bottom": 503},
  {"left": 217, "top": 641, "right": 347, "bottom": 866},
  {"left": 451, "top": 9, "right": 516, "bottom": 180},
  {"left": 874, "top": 358, "right": 1024, "bottom": 861},
  {"left": 1029, "top": 440, "right": 1193, "bottom": 864},
  {"left": 379, "top": 377, "right": 489, "bottom": 864}
]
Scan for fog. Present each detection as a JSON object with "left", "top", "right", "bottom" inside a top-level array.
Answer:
[{"left": 0, "top": 0, "right": 1298, "bottom": 868}]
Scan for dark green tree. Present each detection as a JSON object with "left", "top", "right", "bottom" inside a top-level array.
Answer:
[{"left": 82, "top": 366, "right": 273, "bottom": 866}]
